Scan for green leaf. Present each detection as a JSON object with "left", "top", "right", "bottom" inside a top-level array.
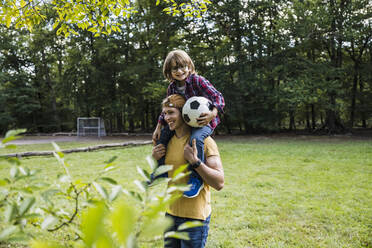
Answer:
[
  {"left": 146, "top": 155, "right": 156, "bottom": 170},
  {"left": 164, "top": 231, "right": 189, "bottom": 240},
  {"left": 0, "top": 225, "right": 19, "bottom": 241},
  {"left": 137, "top": 166, "right": 150, "bottom": 181},
  {"left": 141, "top": 216, "right": 173, "bottom": 238},
  {"left": 98, "top": 177, "right": 118, "bottom": 185},
  {"left": 177, "top": 221, "right": 203, "bottom": 231},
  {"left": 134, "top": 180, "right": 146, "bottom": 192},
  {"left": 4, "top": 204, "right": 18, "bottom": 222},
  {"left": 10, "top": 166, "right": 19, "bottom": 179},
  {"left": 124, "top": 190, "right": 143, "bottom": 202},
  {"left": 104, "top": 165, "right": 116, "bottom": 172},
  {"left": 149, "top": 177, "right": 170, "bottom": 187},
  {"left": 41, "top": 216, "right": 58, "bottom": 229},
  {"left": 153, "top": 165, "right": 173, "bottom": 178},
  {"left": 6, "top": 15, "right": 12, "bottom": 28},
  {"left": 19, "top": 197, "right": 36, "bottom": 216},
  {"left": 4, "top": 129, "right": 26, "bottom": 141},
  {"left": 167, "top": 184, "right": 190, "bottom": 194},
  {"left": 172, "top": 171, "right": 190, "bottom": 182},
  {"left": 5, "top": 144, "right": 17, "bottom": 149},
  {"left": 172, "top": 164, "right": 188, "bottom": 179},
  {"left": 0, "top": 179, "right": 10, "bottom": 186},
  {"left": 81, "top": 202, "right": 106, "bottom": 247},
  {"left": 110, "top": 201, "right": 136, "bottom": 245},
  {"left": 7, "top": 157, "right": 21, "bottom": 165},
  {"left": 109, "top": 185, "right": 122, "bottom": 202},
  {"left": 30, "top": 240, "right": 64, "bottom": 248},
  {"left": 104, "top": 156, "right": 117, "bottom": 164},
  {"left": 93, "top": 182, "right": 109, "bottom": 200}
]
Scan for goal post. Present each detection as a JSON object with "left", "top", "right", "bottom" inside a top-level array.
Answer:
[{"left": 77, "top": 117, "right": 106, "bottom": 137}]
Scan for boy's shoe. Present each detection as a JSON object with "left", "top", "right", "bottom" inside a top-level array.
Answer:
[{"left": 183, "top": 172, "right": 204, "bottom": 198}]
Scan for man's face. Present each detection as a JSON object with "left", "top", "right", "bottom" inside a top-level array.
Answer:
[
  {"left": 163, "top": 106, "right": 183, "bottom": 131},
  {"left": 170, "top": 61, "right": 189, "bottom": 82}
]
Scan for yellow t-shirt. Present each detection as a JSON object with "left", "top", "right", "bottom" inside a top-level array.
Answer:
[{"left": 165, "top": 134, "right": 220, "bottom": 220}]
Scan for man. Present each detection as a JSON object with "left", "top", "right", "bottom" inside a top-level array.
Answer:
[{"left": 152, "top": 94, "right": 224, "bottom": 248}]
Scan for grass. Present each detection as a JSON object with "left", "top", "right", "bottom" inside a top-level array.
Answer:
[{"left": 1, "top": 136, "right": 372, "bottom": 247}]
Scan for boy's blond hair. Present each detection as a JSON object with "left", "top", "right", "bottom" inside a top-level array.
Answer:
[{"left": 163, "top": 50, "right": 196, "bottom": 82}]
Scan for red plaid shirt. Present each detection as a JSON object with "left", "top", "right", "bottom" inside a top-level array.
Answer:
[{"left": 158, "top": 74, "right": 225, "bottom": 129}]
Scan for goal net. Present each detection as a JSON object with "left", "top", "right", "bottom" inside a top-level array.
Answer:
[{"left": 77, "top": 117, "right": 106, "bottom": 137}]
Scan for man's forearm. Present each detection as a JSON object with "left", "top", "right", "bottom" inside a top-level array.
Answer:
[{"left": 195, "top": 156, "right": 224, "bottom": 191}]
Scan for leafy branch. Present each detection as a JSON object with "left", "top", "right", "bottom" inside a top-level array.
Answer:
[{"left": 1, "top": 0, "right": 211, "bottom": 36}]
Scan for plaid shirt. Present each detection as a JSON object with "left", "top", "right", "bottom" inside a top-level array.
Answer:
[{"left": 158, "top": 74, "right": 225, "bottom": 129}]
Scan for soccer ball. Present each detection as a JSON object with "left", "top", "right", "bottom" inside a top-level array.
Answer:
[{"left": 182, "top": 96, "right": 213, "bottom": 127}]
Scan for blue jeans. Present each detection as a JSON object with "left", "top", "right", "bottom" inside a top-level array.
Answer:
[
  {"left": 189, "top": 125, "right": 213, "bottom": 164},
  {"left": 164, "top": 213, "right": 211, "bottom": 248}
]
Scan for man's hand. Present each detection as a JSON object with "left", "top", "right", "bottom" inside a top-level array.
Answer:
[
  {"left": 196, "top": 107, "right": 217, "bottom": 126},
  {"left": 184, "top": 139, "right": 199, "bottom": 164},
  {"left": 152, "top": 144, "right": 166, "bottom": 160}
]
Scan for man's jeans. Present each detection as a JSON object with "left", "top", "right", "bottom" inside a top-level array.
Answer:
[{"left": 164, "top": 213, "right": 211, "bottom": 248}]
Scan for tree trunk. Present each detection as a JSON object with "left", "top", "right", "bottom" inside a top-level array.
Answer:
[
  {"left": 289, "top": 111, "right": 296, "bottom": 131},
  {"left": 306, "top": 105, "right": 311, "bottom": 131},
  {"left": 311, "top": 104, "right": 316, "bottom": 130},
  {"left": 349, "top": 63, "right": 358, "bottom": 128}
]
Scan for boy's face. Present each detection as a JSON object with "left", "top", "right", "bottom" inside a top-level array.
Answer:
[
  {"left": 170, "top": 61, "right": 190, "bottom": 82},
  {"left": 163, "top": 106, "right": 183, "bottom": 131}
]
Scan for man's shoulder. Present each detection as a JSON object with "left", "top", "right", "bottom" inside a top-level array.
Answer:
[
  {"left": 205, "top": 136, "right": 219, "bottom": 157},
  {"left": 205, "top": 136, "right": 216, "bottom": 144}
]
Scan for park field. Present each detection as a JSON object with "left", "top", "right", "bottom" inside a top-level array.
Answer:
[{"left": 1, "top": 136, "right": 372, "bottom": 247}]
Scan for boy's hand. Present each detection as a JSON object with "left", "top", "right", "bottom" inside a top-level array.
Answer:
[
  {"left": 184, "top": 139, "right": 199, "bottom": 164},
  {"left": 152, "top": 144, "right": 166, "bottom": 160},
  {"left": 152, "top": 126, "right": 162, "bottom": 143},
  {"left": 197, "top": 107, "right": 217, "bottom": 126}
]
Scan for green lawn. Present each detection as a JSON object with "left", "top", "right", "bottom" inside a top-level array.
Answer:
[{"left": 1, "top": 136, "right": 372, "bottom": 247}]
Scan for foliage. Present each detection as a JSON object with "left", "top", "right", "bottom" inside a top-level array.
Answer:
[
  {"left": 0, "top": 129, "right": 34, "bottom": 242},
  {"left": 0, "top": 130, "right": 202, "bottom": 247},
  {"left": 1, "top": 0, "right": 372, "bottom": 134},
  {"left": 0, "top": 0, "right": 211, "bottom": 36}
]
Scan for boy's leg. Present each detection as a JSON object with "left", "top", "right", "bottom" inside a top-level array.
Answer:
[
  {"left": 150, "top": 125, "right": 174, "bottom": 181},
  {"left": 183, "top": 126, "right": 213, "bottom": 198}
]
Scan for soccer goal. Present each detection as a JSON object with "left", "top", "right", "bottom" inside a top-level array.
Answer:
[{"left": 77, "top": 117, "right": 106, "bottom": 137}]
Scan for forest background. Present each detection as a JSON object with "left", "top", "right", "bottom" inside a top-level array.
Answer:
[{"left": 1, "top": 0, "right": 372, "bottom": 135}]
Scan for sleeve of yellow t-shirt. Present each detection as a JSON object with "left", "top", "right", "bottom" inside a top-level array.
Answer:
[{"left": 204, "top": 137, "right": 220, "bottom": 158}]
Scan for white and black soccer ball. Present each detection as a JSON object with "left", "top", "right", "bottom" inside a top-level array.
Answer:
[{"left": 182, "top": 96, "right": 213, "bottom": 127}]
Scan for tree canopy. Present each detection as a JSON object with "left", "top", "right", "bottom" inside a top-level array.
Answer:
[
  {"left": 1, "top": 0, "right": 210, "bottom": 35},
  {"left": 1, "top": 0, "right": 372, "bottom": 134}
]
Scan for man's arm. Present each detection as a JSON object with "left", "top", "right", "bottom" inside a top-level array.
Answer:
[{"left": 184, "top": 139, "right": 224, "bottom": 191}]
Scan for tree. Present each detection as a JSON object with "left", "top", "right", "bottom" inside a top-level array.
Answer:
[{"left": 0, "top": 0, "right": 211, "bottom": 36}]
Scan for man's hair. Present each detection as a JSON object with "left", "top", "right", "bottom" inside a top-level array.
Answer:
[
  {"left": 162, "top": 94, "right": 186, "bottom": 110},
  {"left": 163, "top": 50, "right": 196, "bottom": 82}
]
